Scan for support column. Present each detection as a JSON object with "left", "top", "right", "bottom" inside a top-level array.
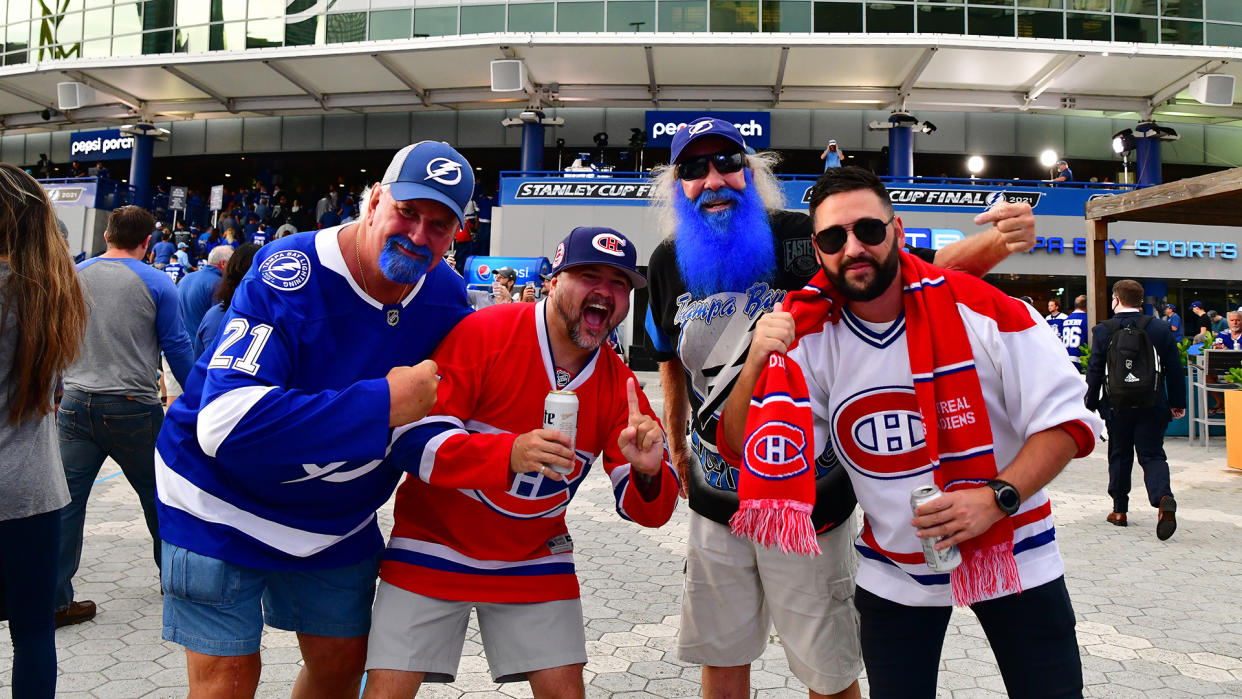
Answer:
[
  {"left": 129, "top": 133, "right": 154, "bottom": 209},
  {"left": 1143, "top": 280, "right": 1168, "bottom": 316},
  {"left": 1135, "top": 121, "right": 1163, "bottom": 186},
  {"left": 888, "top": 121, "right": 914, "bottom": 179},
  {"left": 520, "top": 122, "right": 544, "bottom": 172},
  {"left": 1086, "top": 219, "right": 1111, "bottom": 328}
]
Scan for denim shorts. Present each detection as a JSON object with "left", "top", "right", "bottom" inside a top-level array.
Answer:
[{"left": 161, "top": 541, "right": 381, "bottom": 656}]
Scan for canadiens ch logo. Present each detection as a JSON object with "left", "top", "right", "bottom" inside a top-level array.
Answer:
[
  {"left": 470, "top": 452, "right": 589, "bottom": 518},
  {"left": 743, "top": 420, "right": 810, "bottom": 480},
  {"left": 592, "top": 232, "right": 626, "bottom": 257},
  {"left": 259, "top": 250, "right": 312, "bottom": 291},
  {"left": 830, "top": 386, "right": 931, "bottom": 480},
  {"left": 553, "top": 243, "right": 566, "bottom": 267}
]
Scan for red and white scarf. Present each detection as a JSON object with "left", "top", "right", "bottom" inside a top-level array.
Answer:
[{"left": 731, "top": 251, "right": 1021, "bottom": 606}]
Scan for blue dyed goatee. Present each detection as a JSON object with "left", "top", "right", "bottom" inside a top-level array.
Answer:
[{"left": 673, "top": 171, "right": 776, "bottom": 298}]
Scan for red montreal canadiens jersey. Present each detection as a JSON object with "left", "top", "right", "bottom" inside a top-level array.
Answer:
[
  {"left": 380, "top": 301, "right": 680, "bottom": 604},
  {"left": 787, "top": 281, "right": 1100, "bottom": 607}
]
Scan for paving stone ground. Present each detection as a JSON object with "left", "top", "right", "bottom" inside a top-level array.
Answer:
[{"left": 3, "top": 370, "right": 1241, "bottom": 697}]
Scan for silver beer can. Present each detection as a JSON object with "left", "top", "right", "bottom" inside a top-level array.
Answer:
[
  {"left": 543, "top": 390, "right": 578, "bottom": 475},
  {"left": 910, "top": 484, "right": 962, "bottom": 573}
]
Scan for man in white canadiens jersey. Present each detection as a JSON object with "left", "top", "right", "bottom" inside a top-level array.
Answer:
[
  {"left": 722, "top": 167, "right": 1101, "bottom": 698},
  {"left": 362, "top": 227, "right": 680, "bottom": 698},
  {"left": 154, "top": 141, "right": 475, "bottom": 697}
]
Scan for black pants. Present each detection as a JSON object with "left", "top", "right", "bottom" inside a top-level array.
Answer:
[
  {"left": 0, "top": 509, "right": 61, "bottom": 698},
  {"left": 856, "top": 577, "right": 1082, "bottom": 699},
  {"left": 1104, "top": 405, "right": 1172, "bottom": 512}
]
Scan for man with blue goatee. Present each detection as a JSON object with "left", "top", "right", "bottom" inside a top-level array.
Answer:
[{"left": 644, "top": 116, "right": 1040, "bottom": 699}]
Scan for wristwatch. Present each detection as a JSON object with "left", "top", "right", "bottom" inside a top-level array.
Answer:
[{"left": 986, "top": 479, "right": 1022, "bottom": 516}]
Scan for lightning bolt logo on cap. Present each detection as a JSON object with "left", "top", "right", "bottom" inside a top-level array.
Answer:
[{"left": 424, "top": 157, "right": 463, "bottom": 186}]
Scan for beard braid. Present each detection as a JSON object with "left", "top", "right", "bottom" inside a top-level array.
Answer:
[{"left": 672, "top": 170, "right": 776, "bottom": 298}]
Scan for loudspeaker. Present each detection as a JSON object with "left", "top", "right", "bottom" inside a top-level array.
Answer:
[
  {"left": 490, "top": 60, "right": 525, "bottom": 92},
  {"left": 1187, "top": 74, "right": 1235, "bottom": 107},
  {"left": 56, "top": 82, "right": 95, "bottom": 110}
]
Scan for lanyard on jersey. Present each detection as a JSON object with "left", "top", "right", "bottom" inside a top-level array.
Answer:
[{"left": 543, "top": 302, "right": 574, "bottom": 390}]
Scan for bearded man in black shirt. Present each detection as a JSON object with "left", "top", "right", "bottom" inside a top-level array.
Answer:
[{"left": 644, "top": 117, "right": 1038, "bottom": 699}]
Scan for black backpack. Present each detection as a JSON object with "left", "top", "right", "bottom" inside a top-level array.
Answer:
[{"left": 1103, "top": 316, "right": 1161, "bottom": 409}]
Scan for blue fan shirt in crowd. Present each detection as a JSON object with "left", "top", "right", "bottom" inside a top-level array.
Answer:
[
  {"left": 164, "top": 262, "right": 185, "bottom": 284},
  {"left": 178, "top": 264, "right": 223, "bottom": 338},
  {"left": 251, "top": 228, "right": 269, "bottom": 246},
  {"left": 154, "top": 227, "right": 472, "bottom": 570},
  {"left": 151, "top": 240, "right": 175, "bottom": 266},
  {"left": 1167, "top": 311, "right": 1184, "bottom": 342},
  {"left": 1061, "top": 309, "right": 1089, "bottom": 365},
  {"left": 194, "top": 302, "right": 227, "bottom": 358}
]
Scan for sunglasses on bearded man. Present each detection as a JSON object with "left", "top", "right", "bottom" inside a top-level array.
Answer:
[
  {"left": 813, "top": 216, "right": 895, "bottom": 255},
  {"left": 675, "top": 150, "right": 746, "bottom": 181}
]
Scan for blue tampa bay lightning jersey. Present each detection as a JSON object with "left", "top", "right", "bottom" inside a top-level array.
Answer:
[{"left": 154, "top": 226, "right": 472, "bottom": 570}]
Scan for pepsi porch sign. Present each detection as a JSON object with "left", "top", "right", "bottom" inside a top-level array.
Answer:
[{"left": 645, "top": 111, "right": 770, "bottom": 149}]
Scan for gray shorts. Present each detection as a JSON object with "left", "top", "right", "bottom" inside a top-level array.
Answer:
[
  {"left": 365, "top": 581, "right": 588, "bottom": 683},
  {"left": 678, "top": 511, "right": 862, "bottom": 695}
]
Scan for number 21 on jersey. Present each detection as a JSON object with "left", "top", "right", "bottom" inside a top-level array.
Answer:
[{"left": 209, "top": 318, "right": 274, "bottom": 375}]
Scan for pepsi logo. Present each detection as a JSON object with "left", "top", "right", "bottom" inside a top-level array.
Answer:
[
  {"left": 592, "top": 233, "right": 626, "bottom": 257},
  {"left": 743, "top": 420, "right": 810, "bottom": 480},
  {"left": 831, "top": 386, "right": 931, "bottom": 480},
  {"left": 553, "top": 242, "right": 566, "bottom": 267},
  {"left": 477, "top": 264, "right": 492, "bottom": 279},
  {"left": 424, "top": 157, "right": 463, "bottom": 186},
  {"left": 688, "top": 120, "right": 714, "bottom": 136}
]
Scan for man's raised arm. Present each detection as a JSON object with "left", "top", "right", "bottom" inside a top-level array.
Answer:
[{"left": 931, "top": 201, "right": 1036, "bottom": 277}]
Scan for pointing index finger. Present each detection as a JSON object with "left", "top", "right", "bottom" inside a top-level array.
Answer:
[{"left": 627, "top": 377, "right": 642, "bottom": 419}]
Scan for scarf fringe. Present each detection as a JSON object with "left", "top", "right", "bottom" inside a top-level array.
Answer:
[
  {"left": 728, "top": 499, "right": 822, "bottom": 556},
  {"left": 950, "top": 540, "right": 1022, "bottom": 607}
]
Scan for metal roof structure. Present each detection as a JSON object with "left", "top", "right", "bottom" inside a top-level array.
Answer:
[{"left": 0, "top": 34, "right": 1239, "bottom": 134}]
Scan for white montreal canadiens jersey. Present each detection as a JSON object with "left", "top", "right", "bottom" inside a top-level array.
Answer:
[
  {"left": 154, "top": 227, "right": 471, "bottom": 570},
  {"left": 788, "top": 300, "right": 1100, "bottom": 607}
]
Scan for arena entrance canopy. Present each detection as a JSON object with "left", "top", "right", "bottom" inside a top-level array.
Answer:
[
  {"left": 1084, "top": 166, "right": 1242, "bottom": 325},
  {"left": 0, "top": 34, "right": 1240, "bottom": 132}
]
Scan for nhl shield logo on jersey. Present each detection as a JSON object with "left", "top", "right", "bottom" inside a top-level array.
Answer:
[
  {"left": 743, "top": 420, "right": 810, "bottom": 480},
  {"left": 259, "top": 250, "right": 312, "bottom": 291},
  {"left": 831, "top": 386, "right": 932, "bottom": 480}
]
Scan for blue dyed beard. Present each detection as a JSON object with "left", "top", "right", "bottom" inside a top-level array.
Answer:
[
  {"left": 672, "top": 171, "right": 776, "bottom": 298},
  {"left": 379, "top": 236, "right": 432, "bottom": 285}
]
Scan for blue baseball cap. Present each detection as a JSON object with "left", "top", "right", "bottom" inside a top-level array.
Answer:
[
  {"left": 550, "top": 226, "right": 646, "bottom": 289},
  {"left": 669, "top": 117, "right": 747, "bottom": 164},
  {"left": 380, "top": 141, "right": 475, "bottom": 228},
  {"left": 1190, "top": 301, "right": 1203, "bottom": 310}
]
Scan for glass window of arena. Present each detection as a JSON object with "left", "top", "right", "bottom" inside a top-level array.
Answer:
[{"left": 6, "top": 0, "right": 1242, "bottom": 59}]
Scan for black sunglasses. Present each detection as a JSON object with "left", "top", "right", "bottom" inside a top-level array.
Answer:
[
  {"left": 813, "top": 216, "right": 894, "bottom": 255},
  {"left": 675, "top": 150, "right": 746, "bottom": 181}
]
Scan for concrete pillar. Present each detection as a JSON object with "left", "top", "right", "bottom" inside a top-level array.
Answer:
[
  {"left": 1135, "top": 122, "right": 1163, "bottom": 186},
  {"left": 888, "top": 120, "right": 914, "bottom": 179},
  {"left": 520, "top": 122, "right": 544, "bottom": 172},
  {"left": 128, "top": 133, "right": 154, "bottom": 209}
]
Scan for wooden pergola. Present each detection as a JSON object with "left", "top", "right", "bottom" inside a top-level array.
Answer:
[{"left": 1084, "top": 167, "right": 1242, "bottom": 327}]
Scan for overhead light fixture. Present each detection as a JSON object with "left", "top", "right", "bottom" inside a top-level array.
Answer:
[
  {"left": 1112, "top": 128, "right": 1137, "bottom": 154},
  {"left": 967, "top": 155, "right": 984, "bottom": 175},
  {"left": 1039, "top": 150, "right": 1059, "bottom": 168},
  {"left": 921, "top": 121, "right": 937, "bottom": 135},
  {"left": 360, "top": 168, "right": 366, "bottom": 173},
  {"left": 224, "top": 173, "right": 231, "bottom": 177}
]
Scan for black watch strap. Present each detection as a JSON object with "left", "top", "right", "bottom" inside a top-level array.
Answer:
[{"left": 987, "top": 479, "right": 1022, "bottom": 516}]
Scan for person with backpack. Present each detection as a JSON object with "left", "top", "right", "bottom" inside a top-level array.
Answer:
[{"left": 1085, "top": 279, "right": 1186, "bottom": 540}]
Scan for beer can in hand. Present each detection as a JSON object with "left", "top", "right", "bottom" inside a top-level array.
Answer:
[
  {"left": 543, "top": 390, "right": 578, "bottom": 475},
  {"left": 910, "top": 484, "right": 962, "bottom": 573}
]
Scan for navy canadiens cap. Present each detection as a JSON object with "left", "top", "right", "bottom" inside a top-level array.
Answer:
[{"left": 550, "top": 226, "right": 646, "bottom": 289}]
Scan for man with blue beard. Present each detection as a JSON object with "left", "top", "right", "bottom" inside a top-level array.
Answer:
[
  {"left": 154, "top": 141, "right": 472, "bottom": 698},
  {"left": 645, "top": 117, "right": 1037, "bottom": 699}
]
